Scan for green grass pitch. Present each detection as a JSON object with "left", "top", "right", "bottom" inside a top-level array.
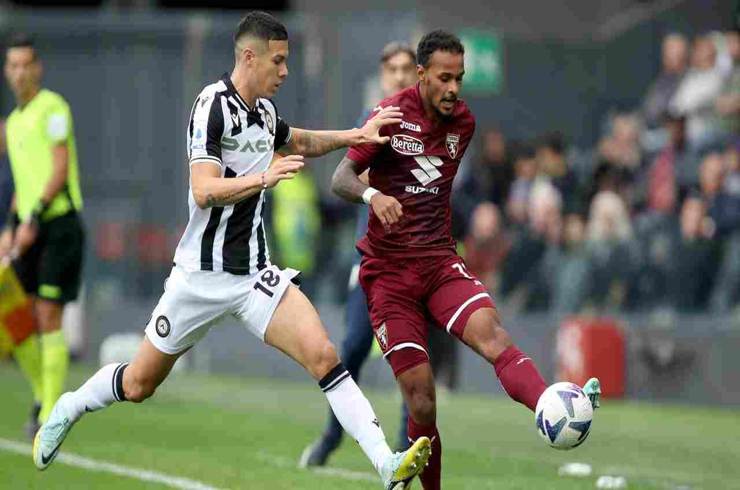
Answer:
[{"left": 1, "top": 364, "right": 738, "bottom": 489}]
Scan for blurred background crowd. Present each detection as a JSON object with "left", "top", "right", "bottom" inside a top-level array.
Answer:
[
  {"left": 0, "top": 1, "right": 736, "bottom": 382},
  {"left": 453, "top": 30, "right": 740, "bottom": 315},
  {"left": 288, "top": 28, "right": 740, "bottom": 319}
]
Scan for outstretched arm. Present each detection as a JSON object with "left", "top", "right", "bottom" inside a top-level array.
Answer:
[
  {"left": 190, "top": 155, "right": 304, "bottom": 209},
  {"left": 280, "top": 106, "right": 402, "bottom": 158},
  {"left": 331, "top": 156, "right": 402, "bottom": 231}
]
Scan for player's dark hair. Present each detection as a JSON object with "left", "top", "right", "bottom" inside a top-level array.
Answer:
[
  {"left": 7, "top": 33, "right": 36, "bottom": 59},
  {"left": 234, "top": 11, "right": 288, "bottom": 45},
  {"left": 416, "top": 30, "right": 464, "bottom": 68},
  {"left": 537, "top": 131, "right": 566, "bottom": 155},
  {"left": 381, "top": 42, "right": 416, "bottom": 64}
]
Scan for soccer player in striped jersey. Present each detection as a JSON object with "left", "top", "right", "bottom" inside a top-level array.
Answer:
[{"left": 33, "top": 12, "right": 430, "bottom": 488}]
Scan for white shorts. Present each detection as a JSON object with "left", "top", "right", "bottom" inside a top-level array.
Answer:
[{"left": 144, "top": 264, "right": 300, "bottom": 355}]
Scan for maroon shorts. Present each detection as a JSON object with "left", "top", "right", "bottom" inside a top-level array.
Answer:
[{"left": 359, "top": 252, "right": 494, "bottom": 377}]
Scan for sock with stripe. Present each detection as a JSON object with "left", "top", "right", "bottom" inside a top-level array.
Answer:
[
  {"left": 12, "top": 334, "right": 44, "bottom": 407},
  {"left": 39, "top": 330, "right": 70, "bottom": 423},
  {"left": 319, "top": 363, "right": 392, "bottom": 475},
  {"left": 408, "top": 418, "right": 441, "bottom": 490},
  {"left": 65, "top": 363, "right": 128, "bottom": 422},
  {"left": 493, "top": 345, "right": 547, "bottom": 412}
]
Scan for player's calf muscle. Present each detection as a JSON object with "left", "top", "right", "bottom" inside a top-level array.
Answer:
[
  {"left": 122, "top": 370, "right": 157, "bottom": 403},
  {"left": 398, "top": 364, "right": 436, "bottom": 425}
]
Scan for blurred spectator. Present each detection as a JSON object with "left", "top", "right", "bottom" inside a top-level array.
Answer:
[
  {"left": 669, "top": 196, "right": 720, "bottom": 311},
  {"left": 551, "top": 213, "right": 591, "bottom": 313},
  {"left": 584, "top": 191, "right": 636, "bottom": 309},
  {"left": 535, "top": 131, "right": 580, "bottom": 214},
  {"left": 643, "top": 115, "right": 686, "bottom": 214},
  {"left": 592, "top": 113, "right": 644, "bottom": 205},
  {"left": 700, "top": 151, "right": 740, "bottom": 237},
  {"left": 715, "top": 31, "right": 740, "bottom": 136},
  {"left": 643, "top": 34, "right": 689, "bottom": 128},
  {"left": 501, "top": 181, "right": 562, "bottom": 310},
  {"left": 463, "top": 202, "right": 510, "bottom": 293},
  {"left": 455, "top": 128, "right": 513, "bottom": 232},
  {"left": 469, "top": 128, "right": 513, "bottom": 206},
  {"left": 505, "top": 142, "right": 538, "bottom": 225},
  {"left": 670, "top": 35, "right": 726, "bottom": 151},
  {"left": 723, "top": 143, "right": 740, "bottom": 195}
]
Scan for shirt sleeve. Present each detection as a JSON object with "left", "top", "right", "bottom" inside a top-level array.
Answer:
[
  {"left": 345, "top": 107, "right": 387, "bottom": 171},
  {"left": 189, "top": 93, "right": 224, "bottom": 165},
  {"left": 46, "top": 105, "right": 71, "bottom": 144},
  {"left": 274, "top": 117, "right": 292, "bottom": 150}
]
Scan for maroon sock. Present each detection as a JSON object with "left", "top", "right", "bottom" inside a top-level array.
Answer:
[
  {"left": 407, "top": 417, "right": 441, "bottom": 490},
  {"left": 493, "top": 345, "right": 547, "bottom": 412}
]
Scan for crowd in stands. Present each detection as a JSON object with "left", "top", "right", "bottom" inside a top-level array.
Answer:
[{"left": 455, "top": 30, "right": 740, "bottom": 314}]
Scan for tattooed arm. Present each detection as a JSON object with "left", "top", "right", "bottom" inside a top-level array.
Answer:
[
  {"left": 331, "top": 156, "right": 402, "bottom": 231},
  {"left": 279, "top": 106, "right": 402, "bottom": 158},
  {"left": 190, "top": 155, "right": 304, "bottom": 209}
]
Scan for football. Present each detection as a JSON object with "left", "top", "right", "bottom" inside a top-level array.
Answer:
[{"left": 535, "top": 382, "right": 593, "bottom": 450}]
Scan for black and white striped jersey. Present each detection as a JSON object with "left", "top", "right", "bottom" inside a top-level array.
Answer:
[{"left": 173, "top": 74, "right": 292, "bottom": 275}]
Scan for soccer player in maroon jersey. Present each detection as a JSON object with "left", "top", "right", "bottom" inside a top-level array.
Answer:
[{"left": 332, "top": 30, "right": 601, "bottom": 489}]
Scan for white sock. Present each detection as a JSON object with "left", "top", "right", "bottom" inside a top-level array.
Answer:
[
  {"left": 319, "top": 364, "right": 393, "bottom": 475},
  {"left": 66, "top": 363, "right": 128, "bottom": 421}
]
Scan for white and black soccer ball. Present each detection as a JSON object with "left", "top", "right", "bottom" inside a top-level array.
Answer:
[{"left": 535, "top": 382, "right": 593, "bottom": 450}]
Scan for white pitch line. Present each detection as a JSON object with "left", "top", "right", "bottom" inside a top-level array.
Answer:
[
  {"left": 256, "top": 450, "right": 377, "bottom": 483},
  {"left": 311, "top": 466, "right": 377, "bottom": 483},
  {"left": 0, "top": 438, "right": 221, "bottom": 490}
]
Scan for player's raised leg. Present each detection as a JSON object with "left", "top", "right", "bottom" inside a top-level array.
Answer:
[
  {"left": 264, "top": 284, "right": 430, "bottom": 488},
  {"left": 461, "top": 307, "right": 548, "bottom": 411},
  {"left": 460, "top": 306, "right": 601, "bottom": 410},
  {"left": 33, "top": 337, "right": 180, "bottom": 470}
]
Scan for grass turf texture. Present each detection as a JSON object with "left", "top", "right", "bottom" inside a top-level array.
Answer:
[{"left": 1, "top": 364, "right": 738, "bottom": 489}]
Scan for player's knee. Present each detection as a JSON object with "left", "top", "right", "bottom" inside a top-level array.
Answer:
[
  {"left": 34, "top": 302, "right": 63, "bottom": 333},
  {"left": 481, "top": 326, "right": 513, "bottom": 363},
  {"left": 309, "top": 340, "right": 340, "bottom": 380},
  {"left": 465, "top": 309, "right": 513, "bottom": 363},
  {"left": 403, "top": 381, "right": 436, "bottom": 426},
  {"left": 407, "top": 390, "right": 436, "bottom": 426}
]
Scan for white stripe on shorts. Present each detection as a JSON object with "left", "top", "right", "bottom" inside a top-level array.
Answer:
[
  {"left": 382, "top": 342, "right": 428, "bottom": 359},
  {"left": 445, "top": 293, "right": 491, "bottom": 333}
]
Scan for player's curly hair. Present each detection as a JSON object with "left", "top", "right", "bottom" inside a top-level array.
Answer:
[
  {"left": 416, "top": 30, "right": 464, "bottom": 68},
  {"left": 234, "top": 11, "right": 288, "bottom": 44}
]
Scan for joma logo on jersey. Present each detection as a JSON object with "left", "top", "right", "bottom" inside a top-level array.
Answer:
[
  {"left": 391, "top": 134, "right": 424, "bottom": 155},
  {"left": 221, "top": 136, "right": 273, "bottom": 153},
  {"left": 400, "top": 120, "right": 421, "bottom": 132}
]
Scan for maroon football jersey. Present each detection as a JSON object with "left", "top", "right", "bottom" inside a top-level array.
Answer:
[{"left": 347, "top": 83, "right": 476, "bottom": 258}]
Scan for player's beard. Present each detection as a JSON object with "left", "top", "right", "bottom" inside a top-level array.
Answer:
[
  {"left": 437, "top": 95, "right": 457, "bottom": 121},
  {"left": 436, "top": 104, "right": 456, "bottom": 121}
]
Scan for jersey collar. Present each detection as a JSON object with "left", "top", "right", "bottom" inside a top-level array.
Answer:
[{"left": 221, "top": 73, "right": 252, "bottom": 112}]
